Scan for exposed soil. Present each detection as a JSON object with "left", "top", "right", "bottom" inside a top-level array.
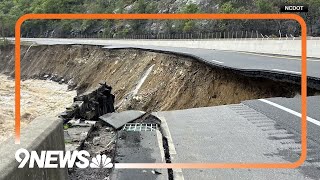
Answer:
[
  {"left": 0, "top": 44, "right": 314, "bottom": 179},
  {"left": 0, "top": 44, "right": 304, "bottom": 114}
]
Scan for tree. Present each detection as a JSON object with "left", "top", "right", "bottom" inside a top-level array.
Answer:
[
  {"left": 181, "top": 3, "right": 199, "bottom": 13},
  {"left": 183, "top": 21, "right": 195, "bottom": 33},
  {"left": 219, "top": 2, "right": 236, "bottom": 13},
  {"left": 255, "top": 0, "right": 273, "bottom": 13}
]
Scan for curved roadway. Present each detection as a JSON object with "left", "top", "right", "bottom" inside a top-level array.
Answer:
[{"left": 13, "top": 38, "right": 320, "bottom": 179}]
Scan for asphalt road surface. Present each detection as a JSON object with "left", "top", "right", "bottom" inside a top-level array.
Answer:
[
  {"left": 12, "top": 38, "right": 320, "bottom": 179},
  {"left": 154, "top": 102, "right": 320, "bottom": 180},
  {"left": 104, "top": 44, "right": 320, "bottom": 78},
  {"left": 11, "top": 38, "right": 320, "bottom": 78},
  {"left": 244, "top": 96, "right": 320, "bottom": 146}
]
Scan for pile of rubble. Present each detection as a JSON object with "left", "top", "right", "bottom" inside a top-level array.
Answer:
[
  {"left": 60, "top": 82, "right": 116, "bottom": 151},
  {"left": 59, "top": 82, "right": 166, "bottom": 179},
  {"left": 60, "top": 82, "right": 115, "bottom": 121}
]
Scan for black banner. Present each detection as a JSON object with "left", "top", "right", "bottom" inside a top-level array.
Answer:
[{"left": 280, "top": 5, "right": 308, "bottom": 12}]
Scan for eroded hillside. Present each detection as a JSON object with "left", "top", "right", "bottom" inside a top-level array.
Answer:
[{"left": 0, "top": 44, "right": 302, "bottom": 113}]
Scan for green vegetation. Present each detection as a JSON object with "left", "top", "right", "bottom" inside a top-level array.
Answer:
[
  {"left": 63, "top": 123, "right": 70, "bottom": 130},
  {"left": 255, "top": 0, "right": 274, "bottom": 13},
  {"left": 0, "top": 0, "right": 319, "bottom": 38},
  {"left": 64, "top": 139, "right": 72, "bottom": 144},
  {"left": 0, "top": 37, "right": 9, "bottom": 48}
]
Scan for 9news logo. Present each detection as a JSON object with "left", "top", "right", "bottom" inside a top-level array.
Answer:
[{"left": 15, "top": 148, "right": 113, "bottom": 168}]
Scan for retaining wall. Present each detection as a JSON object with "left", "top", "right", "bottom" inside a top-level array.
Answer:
[
  {"left": 0, "top": 116, "right": 68, "bottom": 180},
  {"left": 104, "top": 39, "right": 319, "bottom": 58},
  {"left": 16, "top": 38, "right": 320, "bottom": 58}
]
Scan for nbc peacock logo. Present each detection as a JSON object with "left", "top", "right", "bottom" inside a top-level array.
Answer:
[
  {"left": 90, "top": 154, "right": 113, "bottom": 168},
  {"left": 15, "top": 148, "right": 114, "bottom": 168}
]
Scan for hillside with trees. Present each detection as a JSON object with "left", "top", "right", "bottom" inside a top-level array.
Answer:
[{"left": 0, "top": 0, "right": 319, "bottom": 38}]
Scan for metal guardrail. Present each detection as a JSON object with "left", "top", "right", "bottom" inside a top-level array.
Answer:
[{"left": 123, "top": 123, "right": 158, "bottom": 131}]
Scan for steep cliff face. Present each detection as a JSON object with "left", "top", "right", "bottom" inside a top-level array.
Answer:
[{"left": 0, "top": 44, "right": 301, "bottom": 113}]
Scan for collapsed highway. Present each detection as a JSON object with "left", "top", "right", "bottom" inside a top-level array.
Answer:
[{"left": 1, "top": 40, "right": 320, "bottom": 179}]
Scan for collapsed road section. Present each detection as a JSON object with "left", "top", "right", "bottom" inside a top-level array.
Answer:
[
  {"left": 1, "top": 44, "right": 320, "bottom": 179},
  {"left": 1, "top": 44, "right": 317, "bottom": 113},
  {"left": 62, "top": 90, "right": 171, "bottom": 179}
]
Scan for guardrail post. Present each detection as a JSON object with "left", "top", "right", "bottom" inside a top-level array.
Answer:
[{"left": 279, "top": 30, "right": 282, "bottom": 40}]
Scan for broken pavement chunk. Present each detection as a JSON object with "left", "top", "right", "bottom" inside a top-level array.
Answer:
[
  {"left": 64, "top": 123, "right": 94, "bottom": 151},
  {"left": 111, "top": 130, "right": 167, "bottom": 180},
  {"left": 99, "top": 110, "right": 145, "bottom": 129},
  {"left": 92, "top": 136, "right": 101, "bottom": 145}
]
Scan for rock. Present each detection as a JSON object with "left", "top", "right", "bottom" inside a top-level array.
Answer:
[
  {"left": 80, "top": 132, "right": 88, "bottom": 141},
  {"left": 93, "top": 137, "right": 101, "bottom": 145},
  {"left": 84, "top": 141, "right": 90, "bottom": 147},
  {"left": 84, "top": 120, "right": 96, "bottom": 126},
  {"left": 59, "top": 79, "right": 65, "bottom": 84},
  {"left": 68, "top": 118, "right": 80, "bottom": 125}
]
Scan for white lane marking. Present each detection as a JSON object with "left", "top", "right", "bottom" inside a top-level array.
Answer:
[
  {"left": 156, "top": 130, "right": 165, "bottom": 163},
  {"left": 154, "top": 114, "right": 184, "bottom": 180},
  {"left": 220, "top": 50, "right": 320, "bottom": 62},
  {"left": 308, "top": 59, "right": 320, "bottom": 62},
  {"left": 272, "top": 69, "right": 301, "bottom": 74},
  {"left": 158, "top": 116, "right": 177, "bottom": 155},
  {"left": 173, "top": 169, "right": 185, "bottom": 180},
  {"left": 259, "top": 99, "right": 320, "bottom": 126},
  {"left": 211, "top": 59, "right": 224, "bottom": 64}
]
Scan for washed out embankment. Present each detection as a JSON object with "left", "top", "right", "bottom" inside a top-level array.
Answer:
[
  {"left": 0, "top": 44, "right": 310, "bottom": 115},
  {"left": 1, "top": 44, "right": 318, "bottom": 179}
]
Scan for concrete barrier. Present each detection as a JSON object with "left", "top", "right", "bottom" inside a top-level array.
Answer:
[
  {"left": 15, "top": 38, "right": 320, "bottom": 58},
  {"left": 101, "top": 39, "right": 318, "bottom": 58},
  {"left": 0, "top": 116, "right": 68, "bottom": 180}
]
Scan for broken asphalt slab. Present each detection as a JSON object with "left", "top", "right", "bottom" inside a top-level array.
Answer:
[
  {"left": 111, "top": 130, "right": 168, "bottom": 180},
  {"left": 99, "top": 110, "right": 145, "bottom": 129},
  {"left": 64, "top": 120, "right": 96, "bottom": 151}
]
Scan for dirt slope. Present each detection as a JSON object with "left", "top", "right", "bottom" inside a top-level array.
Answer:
[{"left": 0, "top": 45, "right": 301, "bottom": 113}]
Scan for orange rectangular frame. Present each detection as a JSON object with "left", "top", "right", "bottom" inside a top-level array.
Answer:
[{"left": 15, "top": 14, "right": 307, "bottom": 169}]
